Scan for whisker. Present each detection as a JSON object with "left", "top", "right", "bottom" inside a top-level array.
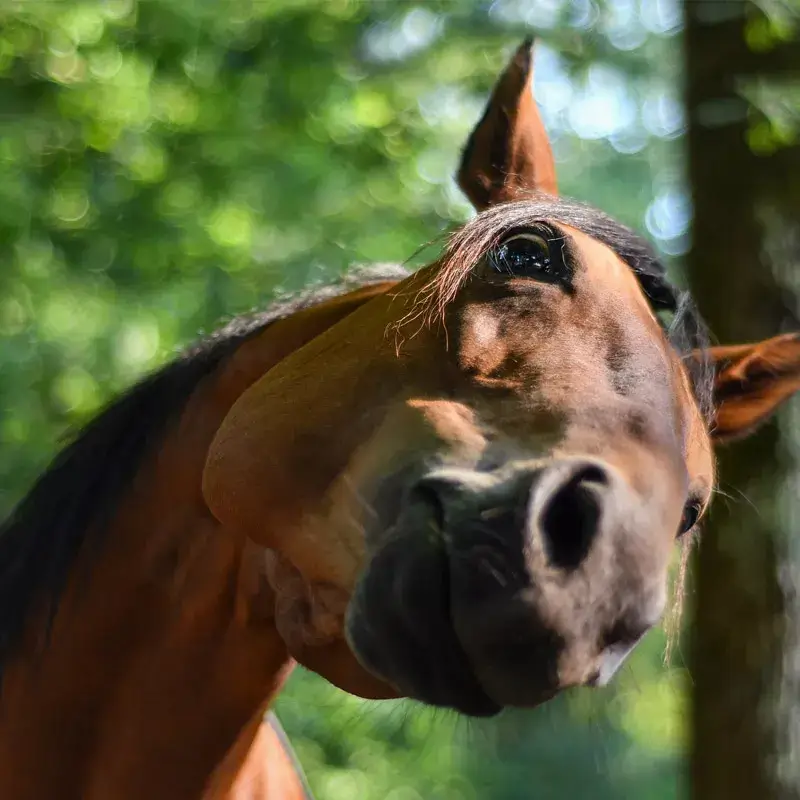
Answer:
[{"left": 710, "top": 485, "right": 737, "bottom": 502}]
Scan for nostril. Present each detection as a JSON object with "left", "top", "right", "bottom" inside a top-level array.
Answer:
[{"left": 539, "top": 464, "right": 607, "bottom": 571}]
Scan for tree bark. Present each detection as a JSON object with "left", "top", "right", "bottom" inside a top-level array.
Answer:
[{"left": 684, "top": 1, "right": 800, "bottom": 797}]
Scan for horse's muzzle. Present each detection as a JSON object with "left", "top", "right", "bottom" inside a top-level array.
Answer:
[{"left": 346, "top": 457, "right": 667, "bottom": 714}]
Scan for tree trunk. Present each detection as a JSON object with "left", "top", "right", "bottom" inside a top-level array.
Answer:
[{"left": 684, "top": 1, "right": 800, "bottom": 796}]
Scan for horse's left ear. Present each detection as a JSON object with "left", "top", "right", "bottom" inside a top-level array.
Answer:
[
  {"left": 457, "top": 37, "right": 558, "bottom": 211},
  {"left": 701, "top": 332, "right": 800, "bottom": 442}
]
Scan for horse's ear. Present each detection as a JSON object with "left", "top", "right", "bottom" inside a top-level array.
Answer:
[
  {"left": 701, "top": 333, "right": 800, "bottom": 442},
  {"left": 457, "top": 37, "right": 557, "bottom": 211}
]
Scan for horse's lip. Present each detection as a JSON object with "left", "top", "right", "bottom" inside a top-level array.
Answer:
[
  {"left": 440, "top": 527, "right": 568, "bottom": 711},
  {"left": 402, "top": 669, "right": 503, "bottom": 718},
  {"left": 348, "top": 611, "right": 503, "bottom": 718},
  {"left": 437, "top": 527, "right": 504, "bottom": 717},
  {"left": 345, "top": 520, "right": 503, "bottom": 718}
]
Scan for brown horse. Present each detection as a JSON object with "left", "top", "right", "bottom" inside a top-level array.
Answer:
[
  {"left": 2, "top": 37, "right": 800, "bottom": 799},
  {"left": 216, "top": 713, "right": 311, "bottom": 799}
]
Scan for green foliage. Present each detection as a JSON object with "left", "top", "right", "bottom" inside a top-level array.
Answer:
[
  {"left": 1, "top": 0, "right": 696, "bottom": 797},
  {"left": 275, "top": 627, "right": 691, "bottom": 799}
]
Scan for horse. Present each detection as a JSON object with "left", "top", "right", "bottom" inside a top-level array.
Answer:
[
  {"left": 2, "top": 36, "right": 800, "bottom": 799},
  {"left": 216, "top": 713, "right": 312, "bottom": 799}
]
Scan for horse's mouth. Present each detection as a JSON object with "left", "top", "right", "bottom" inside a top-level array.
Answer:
[
  {"left": 344, "top": 466, "right": 656, "bottom": 717},
  {"left": 344, "top": 526, "right": 503, "bottom": 718}
]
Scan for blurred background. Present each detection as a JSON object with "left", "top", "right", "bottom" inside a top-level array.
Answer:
[{"left": 0, "top": 1, "right": 796, "bottom": 798}]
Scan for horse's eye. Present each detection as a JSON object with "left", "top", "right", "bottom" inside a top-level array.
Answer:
[
  {"left": 487, "top": 231, "right": 567, "bottom": 284},
  {"left": 488, "top": 233, "right": 550, "bottom": 275},
  {"left": 677, "top": 501, "right": 702, "bottom": 538}
]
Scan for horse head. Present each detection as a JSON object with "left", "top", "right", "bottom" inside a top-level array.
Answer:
[{"left": 203, "top": 39, "right": 800, "bottom": 717}]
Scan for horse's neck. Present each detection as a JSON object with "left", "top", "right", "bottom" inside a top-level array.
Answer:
[
  {"left": 0, "top": 362, "right": 291, "bottom": 800},
  {"left": 0, "top": 283, "right": 392, "bottom": 799},
  {"left": 207, "top": 714, "right": 311, "bottom": 800}
]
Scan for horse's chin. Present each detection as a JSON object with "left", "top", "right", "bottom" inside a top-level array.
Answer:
[
  {"left": 342, "top": 510, "right": 613, "bottom": 716},
  {"left": 342, "top": 523, "right": 508, "bottom": 718}
]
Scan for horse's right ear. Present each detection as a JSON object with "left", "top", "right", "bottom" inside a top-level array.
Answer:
[
  {"left": 698, "top": 332, "right": 800, "bottom": 442},
  {"left": 457, "top": 37, "right": 558, "bottom": 211}
]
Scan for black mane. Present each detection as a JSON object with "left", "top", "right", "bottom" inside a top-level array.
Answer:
[{"left": 0, "top": 265, "right": 408, "bottom": 672}]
